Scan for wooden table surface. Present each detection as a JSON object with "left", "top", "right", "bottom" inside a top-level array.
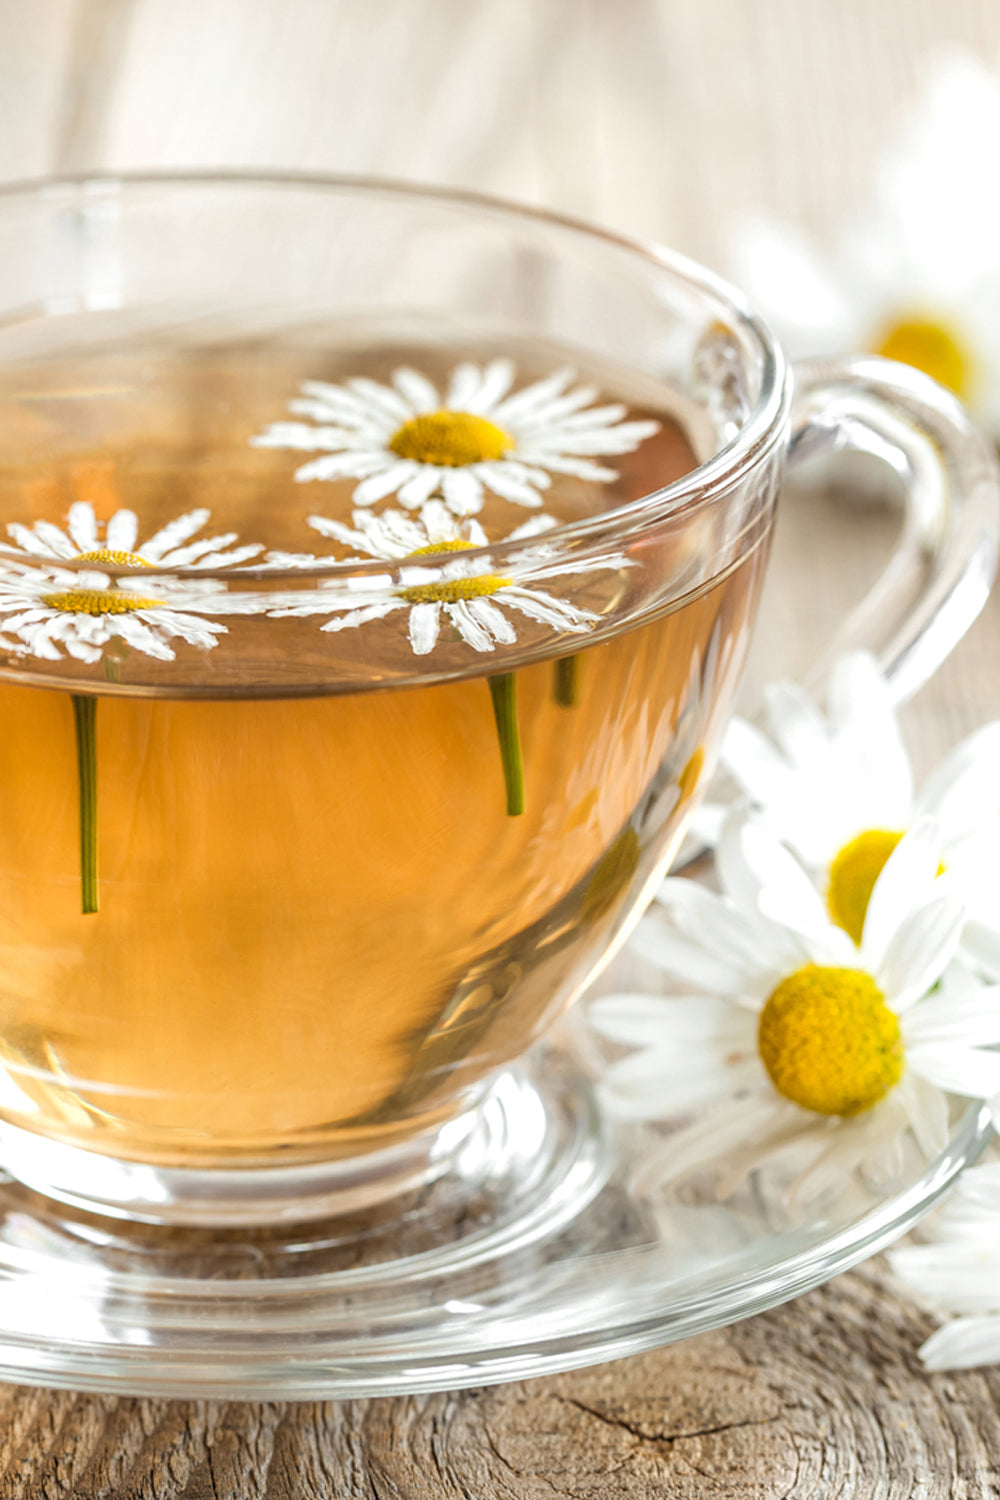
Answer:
[
  {"left": 0, "top": 1260, "right": 997, "bottom": 1499},
  {"left": 3, "top": 2, "right": 1000, "bottom": 1494}
]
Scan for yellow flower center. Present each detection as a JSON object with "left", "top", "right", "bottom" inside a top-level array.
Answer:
[
  {"left": 677, "top": 745, "right": 705, "bottom": 801},
  {"left": 757, "top": 963, "right": 903, "bottom": 1116},
  {"left": 873, "top": 316, "right": 973, "bottom": 399},
  {"left": 826, "top": 828, "right": 904, "bottom": 946},
  {"left": 389, "top": 410, "right": 512, "bottom": 467},
  {"left": 399, "top": 537, "right": 510, "bottom": 605},
  {"left": 41, "top": 590, "right": 163, "bottom": 616},
  {"left": 76, "top": 549, "right": 150, "bottom": 567},
  {"left": 408, "top": 540, "right": 476, "bottom": 557}
]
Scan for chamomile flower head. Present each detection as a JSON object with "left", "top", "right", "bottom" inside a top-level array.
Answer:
[
  {"left": 719, "top": 651, "right": 1000, "bottom": 972},
  {"left": 587, "top": 816, "right": 1000, "bottom": 1204},
  {"left": 1, "top": 501, "right": 264, "bottom": 570},
  {"left": 250, "top": 359, "right": 660, "bottom": 516},
  {"left": 265, "top": 503, "right": 618, "bottom": 657},
  {"left": 890, "top": 1164, "right": 1000, "bottom": 1370},
  {"left": 0, "top": 562, "right": 234, "bottom": 663},
  {"left": 730, "top": 52, "right": 1000, "bottom": 427}
]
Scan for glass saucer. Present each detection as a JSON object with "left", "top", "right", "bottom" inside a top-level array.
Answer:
[{"left": 0, "top": 1031, "right": 985, "bottom": 1400}]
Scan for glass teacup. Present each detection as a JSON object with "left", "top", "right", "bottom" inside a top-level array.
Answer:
[{"left": 0, "top": 176, "right": 992, "bottom": 1225}]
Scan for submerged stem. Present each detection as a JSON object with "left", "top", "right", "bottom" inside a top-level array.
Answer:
[
  {"left": 553, "top": 654, "right": 579, "bottom": 707},
  {"left": 488, "top": 673, "right": 525, "bottom": 817},
  {"left": 71, "top": 694, "right": 99, "bottom": 915}
]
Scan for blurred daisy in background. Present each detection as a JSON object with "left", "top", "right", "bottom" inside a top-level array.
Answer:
[
  {"left": 586, "top": 817, "right": 1000, "bottom": 1205},
  {"left": 718, "top": 651, "right": 1000, "bottom": 977},
  {"left": 730, "top": 51, "right": 1000, "bottom": 431},
  {"left": 891, "top": 1164, "right": 1000, "bottom": 1370}
]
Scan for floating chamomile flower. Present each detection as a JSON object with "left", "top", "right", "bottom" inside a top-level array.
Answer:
[
  {"left": 267, "top": 502, "right": 606, "bottom": 657},
  {"left": 267, "top": 502, "right": 621, "bottom": 819},
  {"left": 250, "top": 359, "right": 659, "bottom": 516},
  {"left": 890, "top": 1165, "right": 1000, "bottom": 1370},
  {"left": 0, "top": 558, "right": 251, "bottom": 917},
  {"left": 1, "top": 501, "right": 263, "bottom": 569},
  {"left": 730, "top": 52, "right": 1000, "bottom": 426},
  {"left": 0, "top": 563, "right": 234, "bottom": 664},
  {"left": 587, "top": 817, "right": 1000, "bottom": 1204},
  {"left": 719, "top": 651, "right": 1000, "bottom": 972}
]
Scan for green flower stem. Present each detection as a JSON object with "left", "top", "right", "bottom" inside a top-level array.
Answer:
[
  {"left": 553, "top": 654, "right": 579, "bottom": 707},
  {"left": 488, "top": 673, "right": 524, "bottom": 817},
  {"left": 71, "top": 694, "right": 99, "bottom": 915}
]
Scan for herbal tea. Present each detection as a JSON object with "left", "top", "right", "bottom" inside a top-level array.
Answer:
[{"left": 0, "top": 339, "right": 768, "bottom": 1166}]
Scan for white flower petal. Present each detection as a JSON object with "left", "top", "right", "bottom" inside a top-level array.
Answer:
[
  {"left": 719, "top": 816, "right": 835, "bottom": 946},
  {"left": 465, "top": 358, "right": 516, "bottom": 414},
  {"left": 962, "top": 920, "right": 1000, "bottom": 980},
  {"left": 105, "top": 509, "right": 139, "bottom": 552},
  {"left": 601, "top": 1055, "right": 760, "bottom": 1121},
  {"left": 763, "top": 679, "right": 830, "bottom": 767},
  {"left": 445, "top": 362, "right": 486, "bottom": 411},
  {"left": 517, "top": 452, "right": 618, "bottom": 482},
  {"left": 296, "top": 452, "right": 385, "bottom": 484},
  {"left": 918, "top": 721, "right": 1000, "bottom": 836},
  {"left": 876, "top": 891, "right": 965, "bottom": 1011},
  {"left": 861, "top": 816, "right": 945, "bottom": 969},
  {"left": 501, "top": 587, "right": 595, "bottom": 632},
  {"left": 721, "top": 717, "right": 794, "bottom": 808},
  {"left": 463, "top": 596, "right": 516, "bottom": 646},
  {"left": 139, "top": 509, "right": 212, "bottom": 562},
  {"left": 345, "top": 376, "right": 412, "bottom": 425},
  {"left": 352, "top": 462, "right": 420, "bottom": 507},
  {"left": 631, "top": 1095, "right": 814, "bottom": 1200},
  {"left": 492, "top": 368, "right": 575, "bottom": 424},
  {"left": 587, "top": 993, "right": 741, "bottom": 1046},
  {"left": 507, "top": 384, "right": 599, "bottom": 428},
  {"left": 918, "top": 1317, "right": 1000, "bottom": 1372},
  {"left": 476, "top": 464, "right": 544, "bottom": 508},
  {"left": 318, "top": 601, "right": 401, "bottom": 633},
  {"left": 391, "top": 366, "right": 439, "bottom": 413},
  {"left": 66, "top": 502, "right": 98, "bottom": 551},
  {"left": 907, "top": 1042, "right": 1000, "bottom": 1099},
  {"left": 33, "top": 520, "right": 80, "bottom": 558},
  {"left": 440, "top": 468, "right": 483, "bottom": 516},
  {"left": 904, "top": 970, "right": 1000, "bottom": 1047},
  {"left": 446, "top": 599, "right": 495, "bottom": 652},
  {"left": 630, "top": 917, "right": 750, "bottom": 997},
  {"left": 407, "top": 601, "right": 441, "bottom": 655},
  {"left": 397, "top": 466, "right": 445, "bottom": 509}
]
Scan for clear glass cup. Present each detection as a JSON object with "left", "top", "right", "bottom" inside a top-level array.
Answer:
[{"left": 0, "top": 174, "right": 993, "bottom": 1230}]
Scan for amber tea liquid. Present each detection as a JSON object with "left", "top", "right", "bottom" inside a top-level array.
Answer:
[{"left": 0, "top": 339, "right": 768, "bottom": 1166}]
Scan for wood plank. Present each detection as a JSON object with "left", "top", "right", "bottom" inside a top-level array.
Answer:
[{"left": 0, "top": 1261, "right": 996, "bottom": 1497}]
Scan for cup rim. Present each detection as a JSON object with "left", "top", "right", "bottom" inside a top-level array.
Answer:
[{"left": 0, "top": 170, "right": 793, "bottom": 580}]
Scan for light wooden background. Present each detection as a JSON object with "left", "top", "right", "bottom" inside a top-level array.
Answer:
[
  {"left": 1, "top": 1, "right": 1000, "bottom": 1494},
  {"left": 3, "top": 0, "right": 1000, "bottom": 270}
]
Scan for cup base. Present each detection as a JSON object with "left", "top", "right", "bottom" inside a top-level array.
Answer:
[{"left": 0, "top": 1060, "right": 610, "bottom": 1230}]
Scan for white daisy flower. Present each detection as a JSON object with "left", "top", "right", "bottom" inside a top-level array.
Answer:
[
  {"left": 266, "top": 501, "right": 616, "bottom": 656},
  {"left": 890, "top": 1165, "right": 1000, "bottom": 1369},
  {"left": 0, "top": 563, "right": 236, "bottom": 663},
  {"left": 1, "top": 500, "right": 264, "bottom": 570},
  {"left": 718, "top": 650, "right": 1000, "bottom": 973},
  {"left": 249, "top": 358, "right": 660, "bottom": 516},
  {"left": 587, "top": 816, "right": 1000, "bottom": 1204},
  {"left": 729, "top": 52, "right": 1000, "bottom": 428}
]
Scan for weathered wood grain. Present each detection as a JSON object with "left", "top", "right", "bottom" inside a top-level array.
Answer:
[{"left": 0, "top": 1261, "right": 998, "bottom": 1497}]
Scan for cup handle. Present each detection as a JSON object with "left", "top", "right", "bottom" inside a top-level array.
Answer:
[{"left": 787, "top": 356, "right": 999, "bottom": 703}]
